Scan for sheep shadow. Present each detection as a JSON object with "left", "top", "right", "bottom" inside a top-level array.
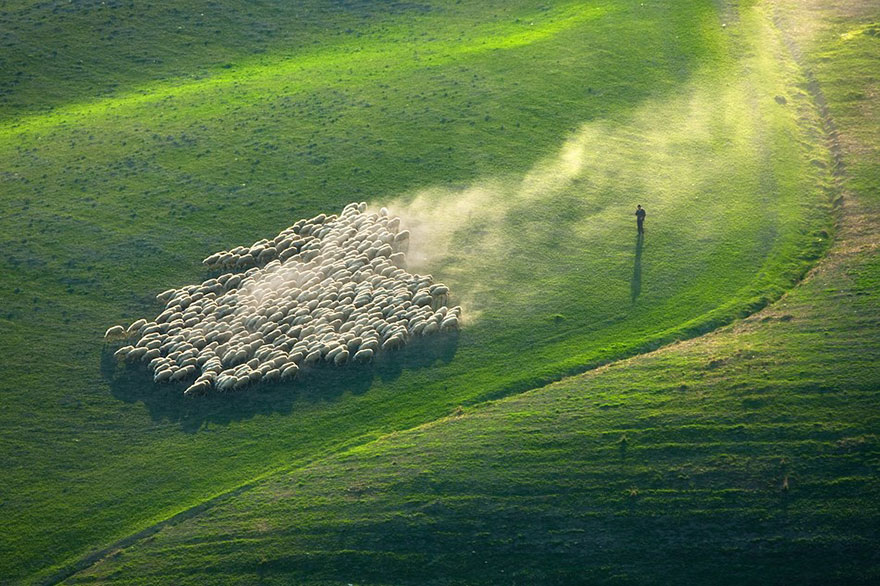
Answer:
[{"left": 102, "top": 332, "right": 459, "bottom": 433}]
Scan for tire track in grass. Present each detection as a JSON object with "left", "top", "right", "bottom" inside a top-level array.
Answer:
[
  {"left": 769, "top": 5, "right": 846, "bottom": 183},
  {"left": 37, "top": 432, "right": 383, "bottom": 586},
  {"left": 40, "top": 483, "right": 254, "bottom": 586}
]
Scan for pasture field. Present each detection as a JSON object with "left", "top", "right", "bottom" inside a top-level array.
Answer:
[
  {"left": 0, "top": 0, "right": 871, "bottom": 583},
  {"left": 56, "top": 1, "right": 880, "bottom": 583}
]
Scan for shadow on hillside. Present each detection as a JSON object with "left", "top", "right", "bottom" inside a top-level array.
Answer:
[
  {"left": 632, "top": 232, "right": 643, "bottom": 303},
  {"left": 102, "top": 333, "right": 459, "bottom": 433}
]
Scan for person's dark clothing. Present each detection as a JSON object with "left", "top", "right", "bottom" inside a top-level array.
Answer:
[{"left": 635, "top": 208, "right": 646, "bottom": 234}]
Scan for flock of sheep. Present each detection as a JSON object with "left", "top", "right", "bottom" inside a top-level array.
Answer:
[{"left": 104, "top": 202, "right": 460, "bottom": 395}]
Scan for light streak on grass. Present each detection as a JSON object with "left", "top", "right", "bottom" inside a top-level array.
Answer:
[{"left": 0, "top": 3, "right": 609, "bottom": 137}]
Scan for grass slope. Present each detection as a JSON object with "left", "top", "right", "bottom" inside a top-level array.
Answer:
[
  {"left": 0, "top": 0, "right": 836, "bottom": 583},
  {"left": 59, "top": 0, "right": 880, "bottom": 584}
]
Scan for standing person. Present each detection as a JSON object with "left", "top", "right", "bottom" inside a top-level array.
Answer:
[{"left": 635, "top": 205, "right": 646, "bottom": 234}]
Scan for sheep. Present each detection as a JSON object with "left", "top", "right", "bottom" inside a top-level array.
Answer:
[
  {"left": 143, "top": 348, "right": 161, "bottom": 362},
  {"left": 303, "top": 350, "right": 321, "bottom": 366},
  {"left": 154, "top": 369, "right": 174, "bottom": 383},
  {"left": 126, "top": 319, "right": 147, "bottom": 337},
  {"left": 114, "top": 345, "right": 134, "bottom": 360},
  {"left": 148, "top": 356, "right": 167, "bottom": 370},
  {"left": 281, "top": 362, "right": 299, "bottom": 380},
  {"left": 142, "top": 323, "right": 162, "bottom": 336},
  {"left": 346, "top": 336, "right": 363, "bottom": 353},
  {"left": 413, "top": 292, "right": 432, "bottom": 306},
  {"left": 114, "top": 201, "right": 459, "bottom": 394},
  {"left": 126, "top": 346, "right": 148, "bottom": 361},
  {"left": 179, "top": 356, "right": 198, "bottom": 368},
  {"left": 104, "top": 325, "right": 127, "bottom": 342},
  {"left": 353, "top": 348, "right": 374, "bottom": 363},
  {"left": 217, "top": 376, "right": 236, "bottom": 392},
  {"left": 389, "top": 252, "right": 407, "bottom": 269},
  {"left": 156, "top": 289, "right": 177, "bottom": 303},
  {"left": 184, "top": 380, "right": 211, "bottom": 396},
  {"left": 440, "top": 316, "right": 459, "bottom": 331},
  {"left": 168, "top": 366, "right": 191, "bottom": 382},
  {"left": 325, "top": 344, "right": 345, "bottom": 362}
]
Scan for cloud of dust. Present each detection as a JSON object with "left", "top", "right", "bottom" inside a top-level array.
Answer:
[
  {"left": 378, "top": 47, "right": 785, "bottom": 325},
  {"left": 382, "top": 126, "right": 609, "bottom": 323}
]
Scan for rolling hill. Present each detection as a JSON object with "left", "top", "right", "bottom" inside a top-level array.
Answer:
[{"left": 1, "top": 0, "right": 876, "bottom": 584}]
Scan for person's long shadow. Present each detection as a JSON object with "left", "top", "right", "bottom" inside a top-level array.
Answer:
[
  {"left": 103, "top": 332, "right": 459, "bottom": 433},
  {"left": 631, "top": 232, "right": 643, "bottom": 303}
]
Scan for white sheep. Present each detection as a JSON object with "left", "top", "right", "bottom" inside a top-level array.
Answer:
[
  {"left": 184, "top": 380, "right": 210, "bottom": 396},
  {"left": 115, "top": 201, "right": 459, "bottom": 395},
  {"left": 353, "top": 348, "right": 374, "bottom": 363},
  {"left": 154, "top": 369, "right": 174, "bottom": 383},
  {"left": 104, "top": 325, "right": 127, "bottom": 342}
]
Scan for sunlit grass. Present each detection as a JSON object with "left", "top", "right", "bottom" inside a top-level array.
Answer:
[{"left": 0, "top": 3, "right": 608, "bottom": 135}]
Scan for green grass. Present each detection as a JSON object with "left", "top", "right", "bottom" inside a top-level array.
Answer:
[
  {"left": 57, "top": 2, "right": 880, "bottom": 583},
  {"left": 69, "top": 239, "right": 880, "bottom": 585},
  {"left": 0, "top": 0, "right": 853, "bottom": 583}
]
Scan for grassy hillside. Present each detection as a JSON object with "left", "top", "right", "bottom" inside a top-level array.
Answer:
[
  {"left": 0, "top": 0, "right": 841, "bottom": 583},
  {"left": 62, "top": 1, "right": 880, "bottom": 583},
  {"left": 72, "top": 225, "right": 880, "bottom": 585}
]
